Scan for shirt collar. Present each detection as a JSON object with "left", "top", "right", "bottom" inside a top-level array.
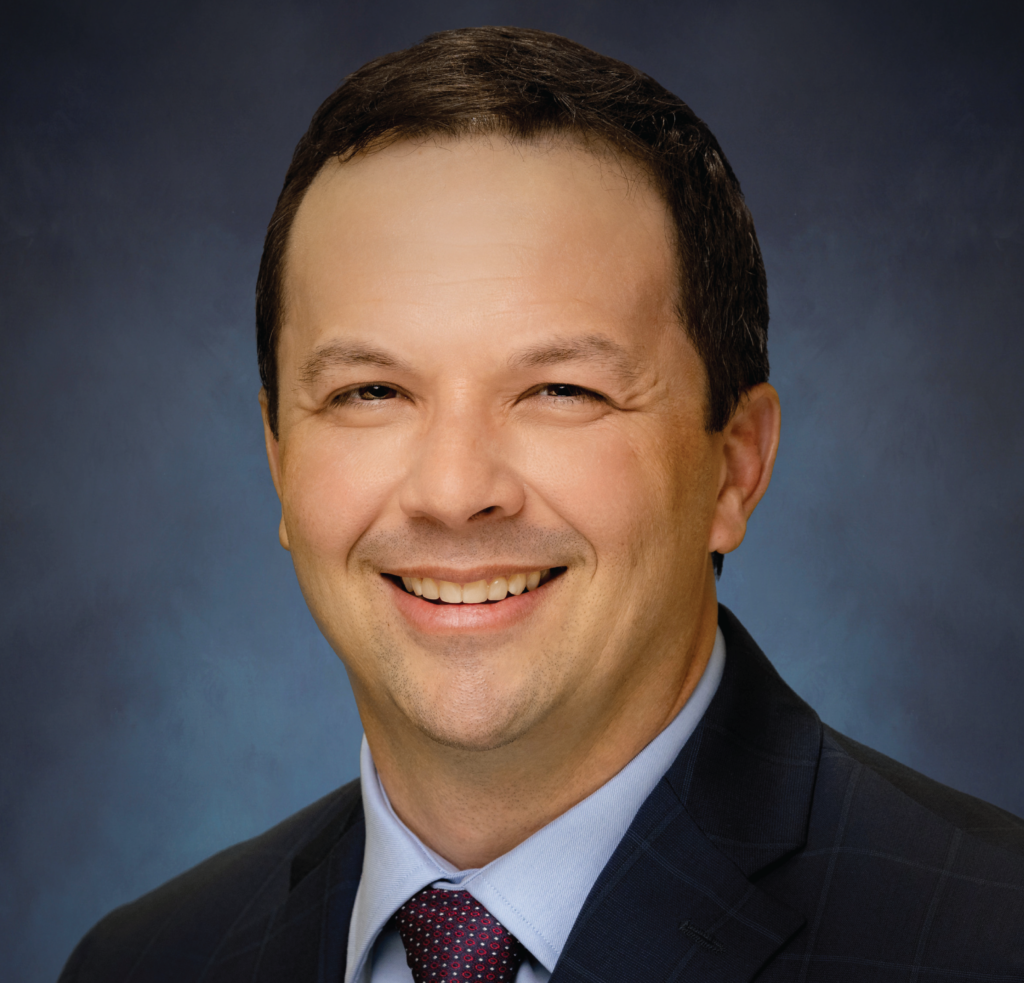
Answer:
[{"left": 345, "top": 627, "right": 726, "bottom": 982}]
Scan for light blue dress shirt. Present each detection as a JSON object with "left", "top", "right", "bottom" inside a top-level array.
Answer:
[{"left": 345, "top": 627, "right": 726, "bottom": 983}]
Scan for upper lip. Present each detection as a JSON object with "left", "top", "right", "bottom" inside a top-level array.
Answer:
[{"left": 382, "top": 565, "right": 557, "bottom": 582}]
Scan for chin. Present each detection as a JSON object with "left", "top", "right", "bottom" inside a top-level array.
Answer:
[
  {"left": 402, "top": 686, "right": 544, "bottom": 753},
  {"left": 365, "top": 633, "right": 569, "bottom": 752}
]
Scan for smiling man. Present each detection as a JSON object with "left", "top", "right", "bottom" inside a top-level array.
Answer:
[
  {"left": 268, "top": 131, "right": 755, "bottom": 880},
  {"left": 61, "top": 26, "right": 1024, "bottom": 983}
]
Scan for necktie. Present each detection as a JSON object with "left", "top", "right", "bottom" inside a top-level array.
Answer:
[{"left": 395, "top": 886, "right": 526, "bottom": 982}]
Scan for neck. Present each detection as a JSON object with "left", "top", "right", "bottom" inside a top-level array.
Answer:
[{"left": 361, "top": 595, "right": 720, "bottom": 870}]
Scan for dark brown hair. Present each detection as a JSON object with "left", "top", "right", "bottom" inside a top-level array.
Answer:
[{"left": 256, "top": 27, "right": 768, "bottom": 575}]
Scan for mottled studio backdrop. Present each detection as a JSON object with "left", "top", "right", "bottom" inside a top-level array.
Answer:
[{"left": 2, "top": 1, "right": 1022, "bottom": 979}]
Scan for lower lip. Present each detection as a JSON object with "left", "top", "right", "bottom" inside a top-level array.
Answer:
[{"left": 385, "top": 576, "right": 554, "bottom": 633}]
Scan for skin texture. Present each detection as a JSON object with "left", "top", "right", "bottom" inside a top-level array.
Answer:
[{"left": 262, "top": 135, "right": 780, "bottom": 869}]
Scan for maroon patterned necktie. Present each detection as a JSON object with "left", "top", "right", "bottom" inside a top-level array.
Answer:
[{"left": 395, "top": 887, "right": 526, "bottom": 983}]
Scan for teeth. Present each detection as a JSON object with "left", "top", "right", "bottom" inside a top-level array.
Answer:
[
  {"left": 462, "top": 580, "right": 489, "bottom": 604},
  {"left": 439, "top": 580, "right": 462, "bottom": 603},
  {"left": 400, "top": 570, "right": 551, "bottom": 603}
]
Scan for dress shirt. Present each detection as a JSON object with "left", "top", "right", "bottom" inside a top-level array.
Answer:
[{"left": 345, "top": 627, "right": 726, "bottom": 983}]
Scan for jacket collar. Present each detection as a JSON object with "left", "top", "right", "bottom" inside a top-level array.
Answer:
[
  {"left": 214, "top": 788, "right": 365, "bottom": 983},
  {"left": 676, "top": 605, "right": 822, "bottom": 878},
  {"left": 253, "top": 604, "right": 820, "bottom": 983},
  {"left": 548, "top": 604, "right": 821, "bottom": 983}
]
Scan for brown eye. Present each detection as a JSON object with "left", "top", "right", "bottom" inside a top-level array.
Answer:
[
  {"left": 541, "top": 384, "right": 598, "bottom": 401},
  {"left": 358, "top": 385, "right": 398, "bottom": 400}
]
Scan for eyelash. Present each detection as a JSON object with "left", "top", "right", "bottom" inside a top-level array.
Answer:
[
  {"left": 331, "top": 384, "right": 401, "bottom": 405},
  {"left": 531, "top": 383, "right": 602, "bottom": 403}
]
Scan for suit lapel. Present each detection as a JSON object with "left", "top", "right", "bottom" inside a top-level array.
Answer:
[
  {"left": 250, "top": 806, "right": 365, "bottom": 983},
  {"left": 550, "top": 605, "right": 821, "bottom": 983},
  {"left": 549, "top": 781, "right": 804, "bottom": 983},
  {"left": 675, "top": 607, "right": 823, "bottom": 879},
  {"left": 199, "top": 789, "right": 366, "bottom": 983}
]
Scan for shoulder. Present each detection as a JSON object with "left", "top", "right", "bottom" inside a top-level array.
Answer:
[
  {"left": 822, "top": 726, "right": 1024, "bottom": 858},
  {"left": 765, "top": 726, "right": 1024, "bottom": 972},
  {"left": 59, "top": 780, "right": 363, "bottom": 983},
  {"left": 704, "top": 607, "right": 1024, "bottom": 971}
]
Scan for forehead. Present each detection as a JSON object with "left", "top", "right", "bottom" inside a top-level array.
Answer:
[{"left": 281, "top": 134, "right": 680, "bottom": 361}]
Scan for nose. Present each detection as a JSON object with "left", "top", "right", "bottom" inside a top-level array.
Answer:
[{"left": 398, "top": 401, "right": 525, "bottom": 528}]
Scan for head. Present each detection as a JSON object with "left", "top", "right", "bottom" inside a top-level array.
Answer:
[{"left": 257, "top": 28, "right": 779, "bottom": 757}]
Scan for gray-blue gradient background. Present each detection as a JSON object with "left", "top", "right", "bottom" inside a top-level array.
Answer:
[{"left": 2, "top": 1, "right": 1022, "bottom": 979}]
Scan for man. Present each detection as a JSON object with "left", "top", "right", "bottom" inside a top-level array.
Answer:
[{"left": 60, "top": 26, "right": 1024, "bottom": 983}]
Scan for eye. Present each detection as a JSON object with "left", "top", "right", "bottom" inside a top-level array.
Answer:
[
  {"left": 535, "top": 383, "right": 602, "bottom": 402},
  {"left": 356, "top": 384, "right": 398, "bottom": 400},
  {"left": 332, "top": 383, "right": 401, "bottom": 406}
]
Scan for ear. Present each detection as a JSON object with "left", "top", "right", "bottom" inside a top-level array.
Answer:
[
  {"left": 259, "top": 389, "right": 291, "bottom": 551},
  {"left": 707, "top": 383, "right": 780, "bottom": 556}
]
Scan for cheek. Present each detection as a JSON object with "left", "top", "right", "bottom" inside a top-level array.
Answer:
[
  {"left": 281, "top": 428, "right": 405, "bottom": 560},
  {"left": 519, "top": 424, "right": 696, "bottom": 561}
]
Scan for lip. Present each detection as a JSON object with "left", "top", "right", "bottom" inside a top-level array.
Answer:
[
  {"left": 382, "top": 566, "right": 551, "bottom": 583},
  {"left": 384, "top": 572, "right": 559, "bottom": 633}
]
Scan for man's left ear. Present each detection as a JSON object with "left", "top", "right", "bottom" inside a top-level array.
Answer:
[{"left": 707, "top": 382, "right": 781, "bottom": 556}]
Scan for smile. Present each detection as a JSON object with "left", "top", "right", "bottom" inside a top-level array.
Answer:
[{"left": 388, "top": 569, "right": 561, "bottom": 604}]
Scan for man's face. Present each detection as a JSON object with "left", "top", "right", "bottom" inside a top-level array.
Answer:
[{"left": 267, "top": 136, "right": 725, "bottom": 753}]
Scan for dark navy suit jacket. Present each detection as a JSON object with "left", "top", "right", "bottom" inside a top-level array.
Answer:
[{"left": 60, "top": 606, "right": 1024, "bottom": 981}]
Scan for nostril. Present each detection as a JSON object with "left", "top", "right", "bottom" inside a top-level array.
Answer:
[{"left": 469, "top": 505, "right": 500, "bottom": 520}]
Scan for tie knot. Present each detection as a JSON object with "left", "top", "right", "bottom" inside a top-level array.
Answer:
[{"left": 395, "top": 887, "right": 526, "bottom": 982}]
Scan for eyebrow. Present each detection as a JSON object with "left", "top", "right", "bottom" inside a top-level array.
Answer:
[
  {"left": 298, "top": 334, "right": 641, "bottom": 387},
  {"left": 298, "top": 341, "right": 411, "bottom": 388},
  {"left": 508, "top": 335, "right": 641, "bottom": 381}
]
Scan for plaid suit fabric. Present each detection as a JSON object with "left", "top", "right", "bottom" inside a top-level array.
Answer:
[
  {"left": 57, "top": 784, "right": 366, "bottom": 983},
  {"left": 757, "top": 727, "right": 1024, "bottom": 979},
  {"left": 60, "top": 606, "right": 1024, "bottom": 983}
]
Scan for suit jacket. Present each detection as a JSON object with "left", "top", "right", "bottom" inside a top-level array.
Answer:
[{"left": 60, "top": 606, "right": 1024, "bottom": 982}]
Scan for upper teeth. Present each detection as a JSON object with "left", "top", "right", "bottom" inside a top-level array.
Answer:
[{"left": 400, "top": 570, "right": 549, "bottom": 603}]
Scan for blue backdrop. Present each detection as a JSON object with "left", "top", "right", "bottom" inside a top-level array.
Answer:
[{"left": 2, "top": 1, "right": 1022, "bottom": 980}]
